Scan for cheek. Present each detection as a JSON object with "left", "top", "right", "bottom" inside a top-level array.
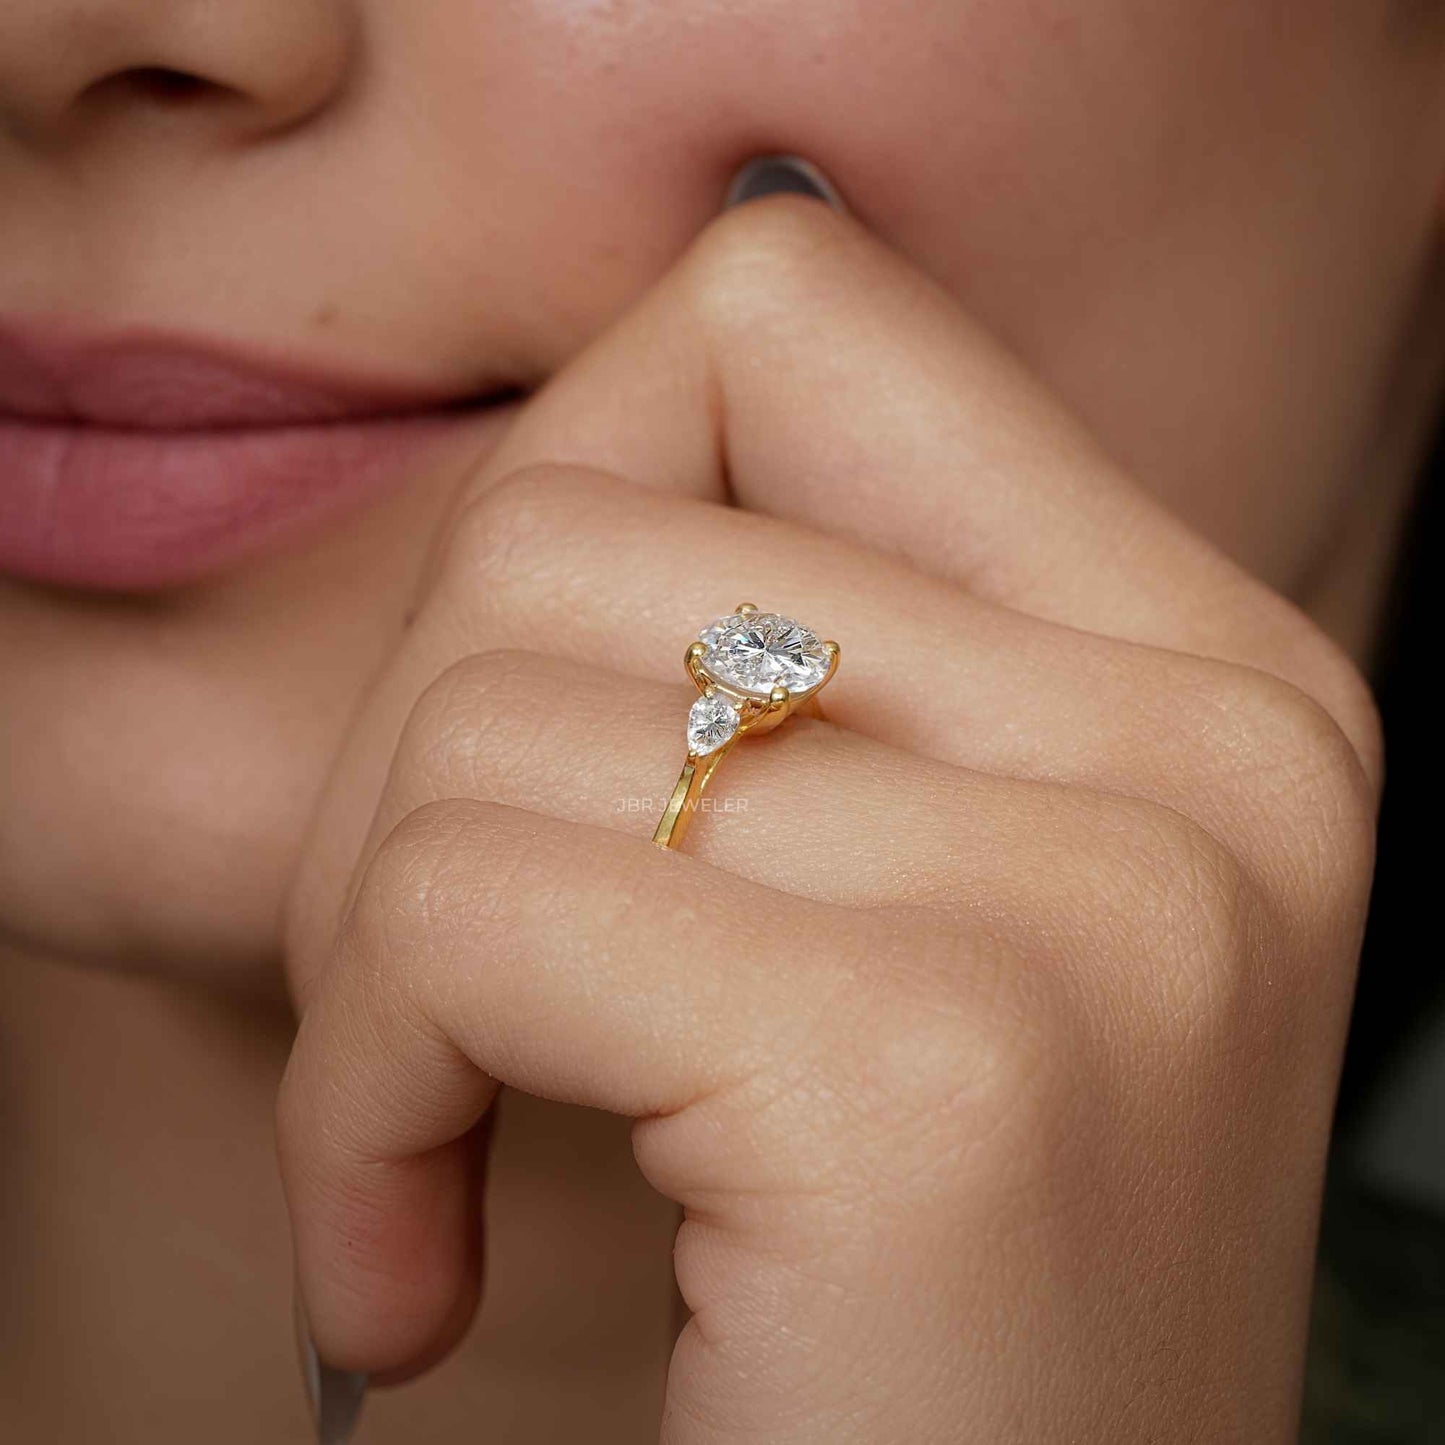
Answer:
[
  {"left": 387, "top": 0, "right": 1419, "bottom": 590},
  {"left": 348, "top": 0, "right": 1116, "bottom": 361},
  {"left": 378, "top": 0, "right": 1241, "bottom": 314}
]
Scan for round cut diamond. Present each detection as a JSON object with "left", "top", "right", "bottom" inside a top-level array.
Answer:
[
  {"left": 687, "top": 693, "right": 740, "bottom": 756},
  {"left": 699, "top": 612, "right": 829, "bottom": 698}
]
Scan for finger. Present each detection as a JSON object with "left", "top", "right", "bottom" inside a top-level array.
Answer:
[
  {"left": 278, "top": 801, "right": 887, "bottom": 1373},
  {"left": 286, "top": 199, "right": 1376, "bottom": 995},
  {"left": 351, "top": 645, "right": 1324, "bottom": 1026},
  {"left": 287, "top": 460, "right": 1368, "bottom": 990},
  {"left": 362, "top": 649, "right": 970, "bottom": 909},
  {"left": 466, "top": 197, "right": 1366, "bottom": 734},
  {"left": 360, "top": 473, "right": 1368, "bottom": 904},
  {"left": 360, "top": 644, "right": 1301, "bottom": 935},
  {"left": 280, "top": 778, "right": 1287, "bottom": 1393}
]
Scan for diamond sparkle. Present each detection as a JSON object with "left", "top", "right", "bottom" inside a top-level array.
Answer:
[
  {"left": 697, "top": 612, "right": 830, "bottom": 699},
  {"left": 687, "top": 693, "right": 740, "bottom": 756}
]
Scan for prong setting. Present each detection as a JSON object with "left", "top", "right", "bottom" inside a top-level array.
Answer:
[
  {"left": 658, "top": 607, "right": 840, "bottom": 850},
  {"left": 691, "top": 610, "right": 831, "bottom": 702}
]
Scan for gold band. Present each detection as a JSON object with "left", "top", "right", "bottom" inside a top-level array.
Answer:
[
  {"left": 651, "top": 604, "right": 839, "bottom": 851},
  {"left": 651, "top": 746, "right": 734, "bottom": 851}
]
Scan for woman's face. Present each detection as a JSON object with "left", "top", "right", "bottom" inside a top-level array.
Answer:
[{"left": 1, "top": 0, "right": 1441, "bottom": 980}]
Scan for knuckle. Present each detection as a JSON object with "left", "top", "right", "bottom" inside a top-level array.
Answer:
[
  {"left": 345, "top": 797, "right": 508, "bottom": 966},
  {"left": 1080, "top": 794, "right": 1265, "bottom": 1026},
  {"left": 346, "top": 800, "right": 592, "bottom": 984},
  {"left": 1128, "top": 797, "right": 1254, "bottom": 934},
  {"left": 1217, "top": 667, "right": 1379, "bottom": 901},
  {"left": 399, "top": 649, "right": 553, "bottom": 793},
  {"left": 1275, "top": 619, "right": 1385, "bottom": 790},
  {"left": 338, "top": 799, "right": 568, "bottom": 1071},
  {"left": 439, "top": 462, "right": 626, "bottom": 597},
  {"left": 1028, "top": 786, "right": 1255, "bottom": 952},
  {"left": 1088, "top": 786, "right": 1361, "bottom": 1048},
  {"left": 837, "top": 939, "right": 1071, "bottom": 1195}
]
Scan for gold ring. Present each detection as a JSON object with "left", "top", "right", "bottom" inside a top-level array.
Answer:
[{"left": 652, "top": 604, "right": 840, "bottom": 851}]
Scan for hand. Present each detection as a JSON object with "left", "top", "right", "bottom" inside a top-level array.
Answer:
[{"left": 278, "top": 198, "right": 1379, "bottom": 1441}]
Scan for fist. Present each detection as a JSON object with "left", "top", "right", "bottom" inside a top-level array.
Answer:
[{"left": 278, "top": 200, "right": 1378, "bottom": 1442}]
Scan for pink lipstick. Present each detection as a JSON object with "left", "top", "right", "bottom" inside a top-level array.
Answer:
[{"left": 0, "top": 320, "right": 516, "bottom": 591}]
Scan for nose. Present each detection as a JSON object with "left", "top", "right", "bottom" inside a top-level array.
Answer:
[{"left": 0, "top": 0, "right": 351, "bottom": 147}]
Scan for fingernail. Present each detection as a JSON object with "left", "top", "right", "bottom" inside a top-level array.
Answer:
[
  {"left": 295, "top": 1294, "right": 368, "bottom": 1444},
  {"left": 724, "top": 154, "right": 848, "bottom": 213}
]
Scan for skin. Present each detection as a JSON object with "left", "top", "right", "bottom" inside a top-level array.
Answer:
[
  {"left": 280, "top": 203, "right": 1383, "bottom": 1441},
  {"left": 1, "top": 1, "right": 1444, "bottom": 1440}
]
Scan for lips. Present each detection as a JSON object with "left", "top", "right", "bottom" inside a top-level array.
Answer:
[{"left": 0, "top": 320, "right": 516, "bottom": 591}]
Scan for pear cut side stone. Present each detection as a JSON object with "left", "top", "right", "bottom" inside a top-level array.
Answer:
[
  {"left": 698, "top": 612, "right": 829, "bottom": 698},
  {"left": 687, "top": 694, "right": 740, "bottom": 756}
]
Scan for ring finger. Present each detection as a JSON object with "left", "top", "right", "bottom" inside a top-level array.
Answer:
[
  {"left": 296, "top": 468, "right": 1348, "bottom": 951},
  {"left": 352, "top": 647, "right": 1080, "bottom": 916}
]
